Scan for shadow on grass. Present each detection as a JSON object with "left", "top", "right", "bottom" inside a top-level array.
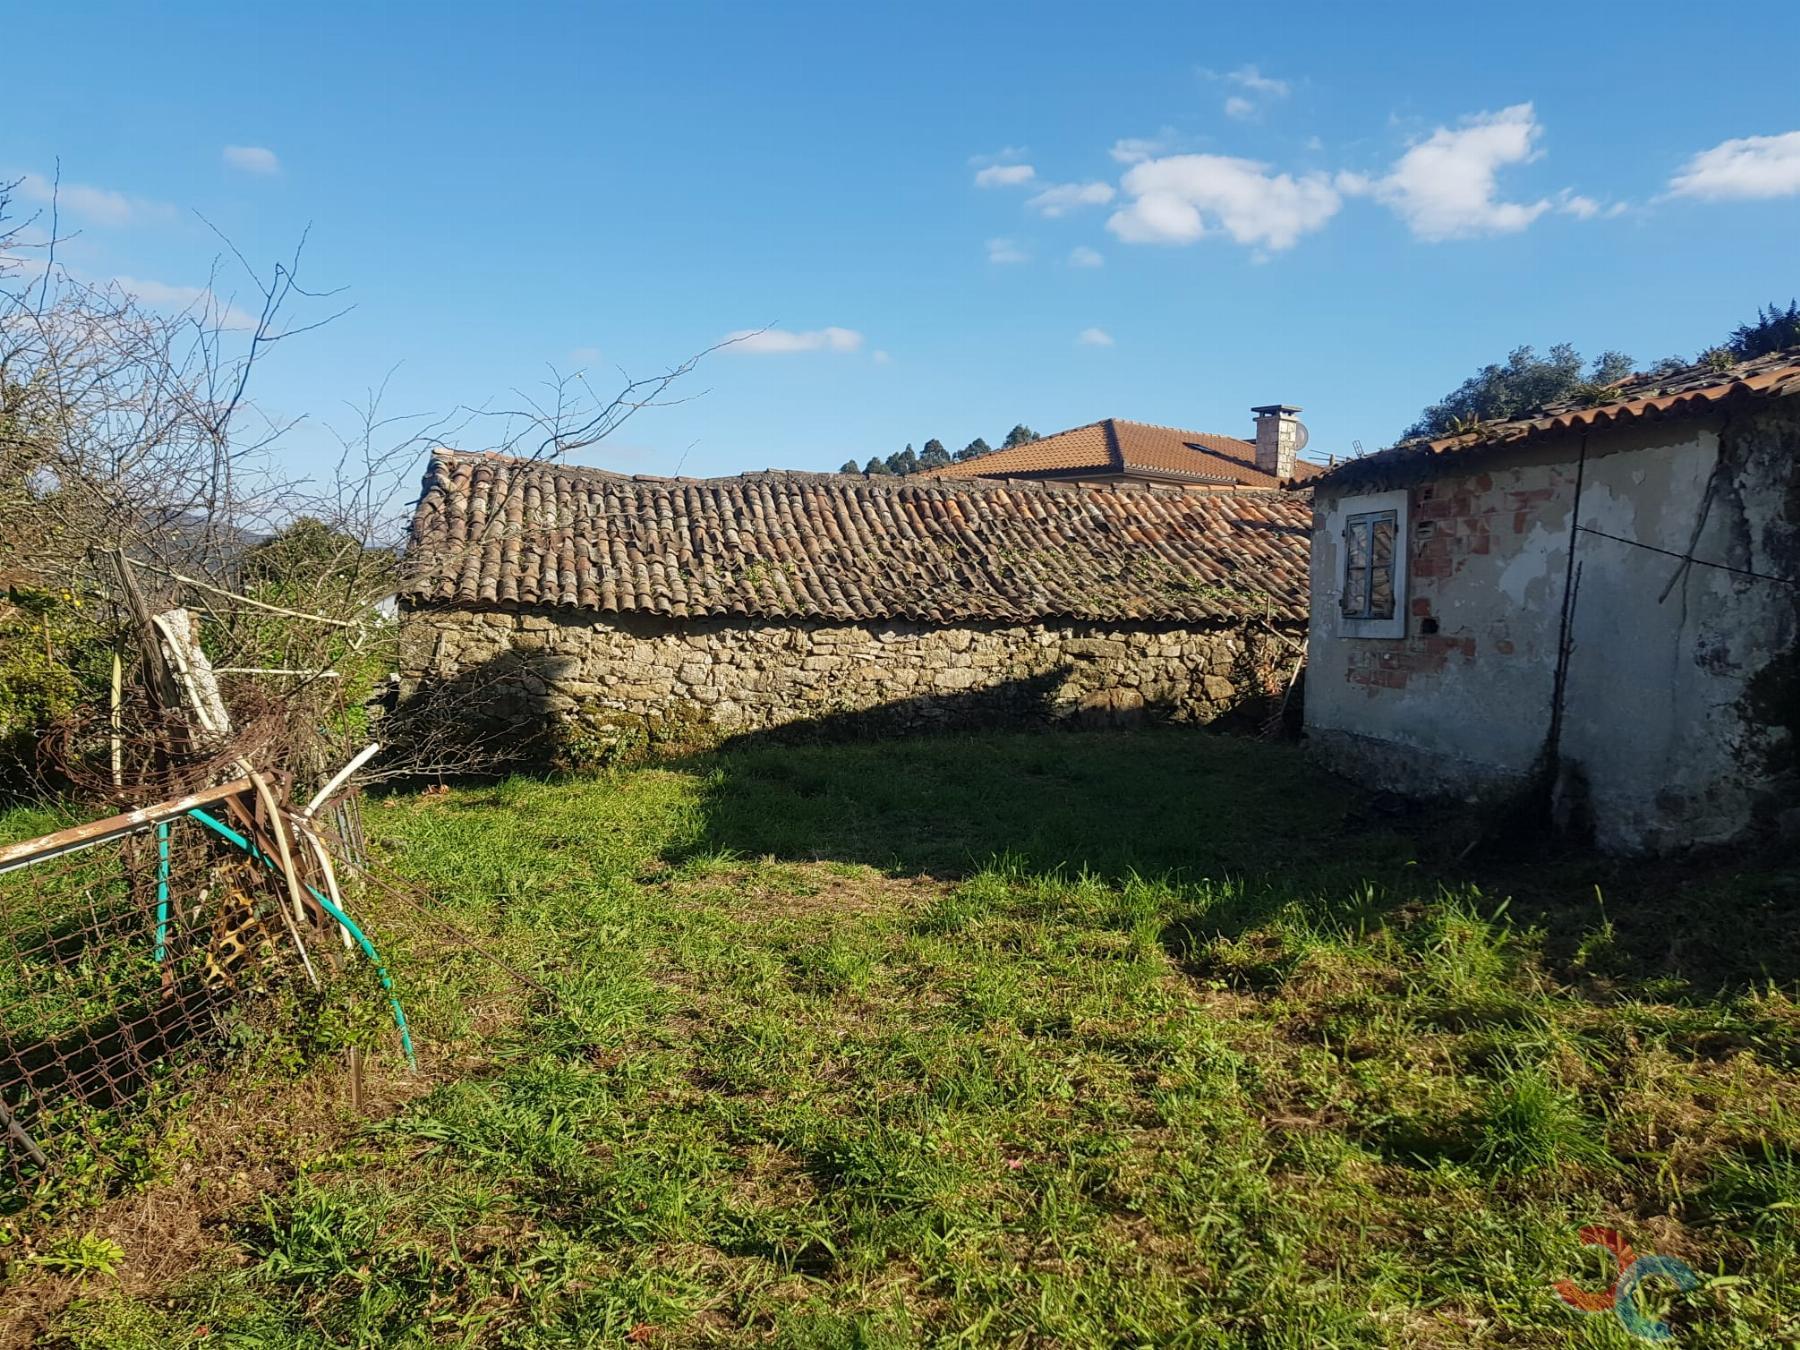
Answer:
[
  {"left": 682, "top": 721, "right": 1412, "bottom": 891},
  {"left": 680, "top": 713, "right": 1800, "bottom": 1000},
  {"left": 393, "top": 651, "right": 1800, "bottom": 998}
]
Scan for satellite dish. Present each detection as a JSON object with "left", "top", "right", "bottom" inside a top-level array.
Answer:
[{"left": 1292, "top": 421, "right": 1310, "bottom": 454}]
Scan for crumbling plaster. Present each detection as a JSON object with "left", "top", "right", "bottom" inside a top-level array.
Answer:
[{"left": 1306, "top": 407, "right": 1798, "bottom": 852}]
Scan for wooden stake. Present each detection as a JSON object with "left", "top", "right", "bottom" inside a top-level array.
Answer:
[
  {"left": 347, "top": 1046, "right": 365, "bottom": 1114},
  {"left": 109, "top": 646, "right": 124, "bottom": 788},
  {"left": 244, "top": 769, "right": 322, "bottom": 991}
]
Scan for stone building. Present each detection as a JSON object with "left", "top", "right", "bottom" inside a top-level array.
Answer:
[
  {"left": 397, "top": 450, "right": 1310, "bottom": 758},
  {"left": 930, "top": 406, "right": 1325, "bottom": 490},
  {"left": 1303, "top": 349, "right": 1800, "bottom": 853}
]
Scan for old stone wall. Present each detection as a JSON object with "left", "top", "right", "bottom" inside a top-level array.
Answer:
[{"left": 396, "top": 608, "right": 1296, "bottom": 756}]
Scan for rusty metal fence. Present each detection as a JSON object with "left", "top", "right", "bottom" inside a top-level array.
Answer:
[{"left": 0, "top": 776, "right": 414, "bottom": 1211}]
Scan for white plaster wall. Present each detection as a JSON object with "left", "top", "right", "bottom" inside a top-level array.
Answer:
[
  {"left": 1307, "top": 408, "right": 1799, "bottom": 852},
  {"left": 1305, "top": 454, "right": 1574, "bottom": 798},
  {"left": 1559, "top": 423, "right": 1795, "bottom": 850}
]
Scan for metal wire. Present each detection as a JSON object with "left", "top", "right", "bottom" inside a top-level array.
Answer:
[{"left": 0, "top": 787, "right": 418, "bottom": 1210}]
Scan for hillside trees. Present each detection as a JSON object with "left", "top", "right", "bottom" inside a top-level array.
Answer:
[
  {"left": 1403, "top": 345, "right": 1634, "bottom": 440},
  {"left": 841, "top": 429, "right": 1032, "bottom": 476},
  {"left": 1402, "top": 300, "right": 1800, "bottom": 442}
]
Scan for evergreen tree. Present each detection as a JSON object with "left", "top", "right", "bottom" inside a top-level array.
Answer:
[
  {"left": 1001, "top": 424, "right": 1039, "bottom": 448},
  {"left": 955, "top": 437, "right": 993, "bottom": 462},
  {"left": 242, "top": 516, "right": 392, "bottom": 590},
  {"left": 888, "top": 446, "right": 920, "bottom": 476},
  {"left": 840, "top": 459, "right": 861, "bottom": 474},
  {"left": 864, "top": 455, "right": 892, "bottom": 475},
  {"left": 918, "top": 439, "right": 952, "bottom": 470},
  {"left": 1403, "top": 345, "right": 1635, "bottom": 440},
  {"left": 1725, "top": 300, "right": 1800, "bottom": 360}
]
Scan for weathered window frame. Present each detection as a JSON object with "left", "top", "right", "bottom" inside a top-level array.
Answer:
[
  {"left": 1329, "top": 488, "right": 1409, "bottom": 640},
  {"left": 1343, "top": 510, "right": 1398, "bottom": 619}
]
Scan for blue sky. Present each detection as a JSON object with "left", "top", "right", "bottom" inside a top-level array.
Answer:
[{"left": 5, "top": 1, "right": 1798, "bottom": 487}]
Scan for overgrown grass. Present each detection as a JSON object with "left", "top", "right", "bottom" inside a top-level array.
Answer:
[{"left": 12, "top": 730, "right": 1800, "bottom": 1345}]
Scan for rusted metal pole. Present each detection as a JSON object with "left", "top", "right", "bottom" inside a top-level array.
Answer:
[
  {"left": 0, "top": 1095, "right": 48, "bottom": 1169},
  {"left": 0, "top": 777, "right": 255, "bottom": 875}
]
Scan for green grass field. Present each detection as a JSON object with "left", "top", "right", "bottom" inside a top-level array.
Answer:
[{"left": 8, "top": 730, "right": 1799, "bottom": 1346}]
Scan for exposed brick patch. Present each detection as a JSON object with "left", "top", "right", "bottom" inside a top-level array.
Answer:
[{"left": 1341, "top": 469, "right": 1560, "bottom": 695}]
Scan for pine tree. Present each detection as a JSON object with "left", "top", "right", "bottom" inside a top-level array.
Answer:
[
  {"left": 839, "top": 459, "right": 861, "bottom": 474},
  {"left": 1001, "top": 424, "right": 1039, "bottom": 448},
  {"left": 888, "top": 446, "right": 920, "bottom": 476},
  {"left": 864, "top": 456, "right": 892, "bottom": 475},
  {"left": 918, "top": 440, "right": 952, "bottom": 470},
  {"left": 955, "top": 437, "right": 993, "bottom": 462}
]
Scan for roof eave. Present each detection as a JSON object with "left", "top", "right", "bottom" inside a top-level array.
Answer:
[{"left": 1309, "top": 376, "right": 1800, "bottom": 491}]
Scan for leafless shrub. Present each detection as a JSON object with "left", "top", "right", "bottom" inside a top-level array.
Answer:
[{"left": 1, "top": 176, "right": 732, "bottom": 797}]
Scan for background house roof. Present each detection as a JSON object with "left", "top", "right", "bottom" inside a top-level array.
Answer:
[
  {"left": 404, "top": 450, "right": 1310, "bottom": 624},
  {"left": 1310, "top": 347, "right": 1800, "bottom": 491},
  {"left": 931, "top": 418, "right": 1323, "bottom": 488}
]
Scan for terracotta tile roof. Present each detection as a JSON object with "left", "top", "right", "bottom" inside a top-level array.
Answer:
[
  {"left": 403, "top": 449, "right": 1311, "bottom": 624},
  {"left": 931, "top": 418, "right": 1323, "bottom": 488},
  {"left": 1310, "top": 347, "right": 1800, "bottom": 490}
]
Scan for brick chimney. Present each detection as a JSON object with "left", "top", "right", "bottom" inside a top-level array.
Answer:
[{"left": 1251, "top": 404, "right": 1302, "bottom": 481}]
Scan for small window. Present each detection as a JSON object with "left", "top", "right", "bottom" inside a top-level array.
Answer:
[{"left": 1342, "top": 510, "right": 1397, "bottom": 621}]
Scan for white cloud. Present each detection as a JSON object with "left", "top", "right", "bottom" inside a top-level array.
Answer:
[
  {"left": 1350, "top": 103, "right": 1551, "bottom": 240},
  {"left": 223, "top": 145, "right": 280, "bottom": 175},
  {"left": 974, "top": 163, "right": 1036, "bottom": 188},
  {"left": 1068, "top": 245, "right": 1105, "bottom": 267},
  {"left": 1668, "top": 130, "right": 1800, "bottom": 200},
  {"left": 1207, "top": 65, "right": 1291, "bottom": 121},
  {"left": 568, "top": 346, "right": 603, "bottom": 366},
  {"left": 0, "top": 251, "right": 256, "bottom": 326},
  {"left": 1556, "top": 191, "right": 1602, "bottom": 220},
  {"left": 1227, "top": 64, "right": 1290, "bottom": 98},
  {"left": 112, "top": 275, "right": 259, "bottom": 329},
  {"left": 722, "top": 326, "right": 864, "bottom": 355},
  {"left": 1111, "top": 131, "right": 1175, "bottom": 164},
  {"left": 871, "top": 349, "right": 893, "bottom": 365},
  {"left": 14, "top": 171, "right": 173, "bottom": 227},
  {"left": 1077, "top": 327, "right": 1115, "bottom": 347},
  {"left": 986, "top": 237, "right": 1029, "bottom": 264},
  {"left": 1107, "top": 154, "right": 1341, "bottom": 250},
  {"left": 1025, "top": 181, "right": 1115, "bottom": 216},
  {"left": 0, "top": 251, "right": 48, "bottom": 281}
]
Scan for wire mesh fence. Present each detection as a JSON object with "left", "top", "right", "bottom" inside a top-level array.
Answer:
[{"left": 0, "top": 781, "right": 415, "bottom": 1219}]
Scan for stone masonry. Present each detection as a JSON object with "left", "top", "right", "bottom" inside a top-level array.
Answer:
[{"left": 397, "top": 606, "right": 1293, "bottom": 750}]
